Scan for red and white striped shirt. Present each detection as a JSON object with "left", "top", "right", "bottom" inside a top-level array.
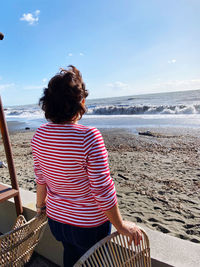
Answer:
[{"left": 31, "top": 123, "right": 117, "bottom": 227}]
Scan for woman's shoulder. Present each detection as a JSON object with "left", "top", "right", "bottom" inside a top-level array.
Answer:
[
  {"left": 82, "top": 125, "right": 100, "bottom": 135},
  {"left": 31, "top": 123, "right": 55, "bottom": 143},
  {"left": 33, "top": 123, "right": 50, "bottom": 135},
  {"left": 83, "top": 126, "right": 103, "bottom": 144}
]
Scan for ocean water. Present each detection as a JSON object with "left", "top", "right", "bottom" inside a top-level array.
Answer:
[{"left": 4, "top": 89, "right": 200, "bottom": 132}]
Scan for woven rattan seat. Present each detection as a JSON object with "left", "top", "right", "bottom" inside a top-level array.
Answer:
[
  {"left": 74, "top": 228, "right": 151, "bottom": 267},
  {"left": 0, "top": 214, "right": 47, "bottom": 267}
]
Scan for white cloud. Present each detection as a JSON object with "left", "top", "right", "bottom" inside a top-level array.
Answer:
[
  {"left": 168, "top": 59, "right": 176, "bottom": 64},
  {"left": 79, "top": 52, "right": 84, "bottom": 56},
  {"left": 153, "top": 79, "right": 200, "bottom": 91},
  {"left": 0, "top": 83, "right": 15, "bottom": 93},
  {"left": 68, "top": 53, "right": 73, "bottom": 57},
  {"left": 0, "top": 76, "right": 2, "bottom": 80},
  {"left": 35, "top": 10, "right": 40, "bottom": 16},
  {"left": 42, "top": 78, "right": 47, "bottom": 83},
  {"left": 106, "top": 81, "right": 129, "bottom": 91},
  {"left": 20, "top": 10, "right": 40, "bottom": 25}
]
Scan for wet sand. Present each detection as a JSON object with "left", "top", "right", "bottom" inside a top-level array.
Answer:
[{"left": 0, "top": 127, "right": 200, "bottom": 244}]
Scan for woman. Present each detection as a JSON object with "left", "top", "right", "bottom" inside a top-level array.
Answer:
[{"left": 31, "top": 66, "right": 142, "bottom": 267}]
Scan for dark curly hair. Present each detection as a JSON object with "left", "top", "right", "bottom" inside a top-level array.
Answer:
[{"left": 39, "top": 65, "right": 88, "bottom": 123}]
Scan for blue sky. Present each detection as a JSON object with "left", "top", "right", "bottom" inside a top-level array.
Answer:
[{"left": 0, "top": 0, "right": 200, "bottom": 106}]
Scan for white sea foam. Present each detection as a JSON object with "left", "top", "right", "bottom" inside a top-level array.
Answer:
[
  {"left": 87, "top": 104, "right": 200, "bottom": 115},
  {"left": 5, "top": 108, "right": 43, "bottom": 118},
  {"left": 5, "top": 104, "right": 200, "bottom": 118}
]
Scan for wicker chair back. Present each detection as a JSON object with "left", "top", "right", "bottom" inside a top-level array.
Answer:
[
  {"left": 74, "top": 228, "right": 151, "bottom": 267},
  {"left": 0, "top": 214, "right": 47, "bottom": 267}
]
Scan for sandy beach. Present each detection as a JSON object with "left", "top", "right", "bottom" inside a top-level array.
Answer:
[{"left": 0, "top": 127, "right": 200, "bottom": 244}]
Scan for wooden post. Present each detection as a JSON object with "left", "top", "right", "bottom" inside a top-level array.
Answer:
[{"left": 0, "top": 96, "right": 23, "bottom": 215}]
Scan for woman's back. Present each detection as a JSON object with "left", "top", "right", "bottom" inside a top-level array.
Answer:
[{"left": 31, "top": 122, "right": 117, "bottom": 227}]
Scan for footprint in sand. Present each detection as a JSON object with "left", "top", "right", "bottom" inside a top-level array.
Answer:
[
  {"left": 152, "top": 224, "right": 170, "bottom": 234},
  {"left": 191, "top": 238, "right": 200, "bottom": 243},
  {"left": 184, "top": 223, "right": 200, "bottom": 229},
  {"left": 186, "top": 229, "right": 195, "bottom": 235},
  {"left": 149, "top": 197, "right": 156, "bottom": 202},
  {"left": 165, "top": 218, "right": 185, "bottom": 224},
  {"left": 174, "top": 210, "right": 181, "bottom": 215},
  {"left": 153, "top": 206, "right": 162, "bottom": 210},
  {"left": 134, "top": 216, "right": 143, "bottom": 223},
  {"left": 148, "top": 218, "right": 159, "bottom": 222}
]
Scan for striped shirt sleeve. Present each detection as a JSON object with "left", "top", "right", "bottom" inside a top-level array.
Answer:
[
  {"left": 84, "top": 128, "right": 117, "bottom": 211},
  {"left": 31, "top": 133, "right": 46, "bottom": 185}
]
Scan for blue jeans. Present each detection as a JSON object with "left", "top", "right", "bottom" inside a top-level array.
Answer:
[{"left": 48, "top": 218, "right": 111, "bottom": 267}]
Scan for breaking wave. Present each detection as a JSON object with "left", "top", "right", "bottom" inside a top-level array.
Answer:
[
  {"left": 4, "top": 108, "right": 43, "bottom": 118},
  {"left": 87, "top": 104, "right": 200, "bottom": 115},
  {"left": 5, "top": 104, "right": 200, "bottom": 118}
]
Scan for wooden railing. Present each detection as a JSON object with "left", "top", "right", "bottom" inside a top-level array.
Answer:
[{"left": 0, "top": 96, "right": 23, "bottom": 216}]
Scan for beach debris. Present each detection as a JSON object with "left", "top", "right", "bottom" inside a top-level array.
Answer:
[
  {"left": 138, "top": 130, "right": 178, "bottom": 138},
  {"left": 118, "top": 173, "right": 129, "bottom": 180},
  {"left": 0, "top": 161, "right": 7, "bottom": 168},
  {"left": 138, "top": 130, "right": 166, "bottom": 138},
  {"left": 138, "top": 131, "right": 157, "bottom": 137}
]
